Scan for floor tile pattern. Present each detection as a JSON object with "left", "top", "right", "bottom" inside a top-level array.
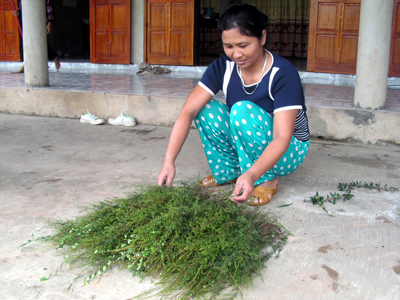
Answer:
[{"left": 0, "top": 65, "right": 398, "bottom": 112}]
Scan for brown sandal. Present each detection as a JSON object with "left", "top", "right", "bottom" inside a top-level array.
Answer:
[
  {"left": 199, "top": 175, "right": 237, "bottom": 187},
  {"left": 248, "top": 184, "right": 279, "bottom": 206}
]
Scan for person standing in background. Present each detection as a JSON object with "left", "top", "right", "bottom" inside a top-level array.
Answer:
[{"left": 13, "top": 0, "right": 61, "bottom": 70}]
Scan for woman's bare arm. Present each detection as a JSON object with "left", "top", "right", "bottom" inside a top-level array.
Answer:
[{"left": 157, "top": 85, "right": 213, "bottom": 186}]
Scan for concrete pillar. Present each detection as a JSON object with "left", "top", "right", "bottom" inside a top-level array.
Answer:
[
  {"left": 354, "top": 0, "right": 393, "bottom": 110},
  {"left": 132, "top": 0, "right": 144, "bottom": 63},
  {"left": 21, "top": 0, "right": 49, "bottom": 87}
]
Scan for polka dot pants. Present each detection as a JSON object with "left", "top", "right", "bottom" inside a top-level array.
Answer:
[{"left": 194, "top": 99, "right": 310, "bottom": 186}]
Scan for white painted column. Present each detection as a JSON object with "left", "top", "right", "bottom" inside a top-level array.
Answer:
[
  {"left": 354, "top": 0, "right": 393, "bottom": 109},
  {"left": 21, "top": 0, "right": 49, "bottom": 87}
]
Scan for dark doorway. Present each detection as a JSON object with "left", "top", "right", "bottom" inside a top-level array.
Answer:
[{"left": 48, "top": 0, "right": 90, "bottom": 62}]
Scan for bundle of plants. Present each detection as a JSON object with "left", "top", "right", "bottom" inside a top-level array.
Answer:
[{"left": 26, "top": 183, "right": 288, "bottom": 299}]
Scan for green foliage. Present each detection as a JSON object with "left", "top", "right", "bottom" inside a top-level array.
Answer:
[
  {"left": 338, "top": 181, "right": 398, "bottom": 193},
  {"left": 306, "top": 181, "right": 398, "bottom": 216},
  {"left": 22, "top": 183, "right": 288, "bottom": 299}
]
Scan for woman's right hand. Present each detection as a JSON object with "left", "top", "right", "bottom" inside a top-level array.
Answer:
[
  {"left": 157, "top": 163, "right": 176, "bottom": 187},
  {"left": 156, "top": 85, "right": 212, "bottom": 188}
]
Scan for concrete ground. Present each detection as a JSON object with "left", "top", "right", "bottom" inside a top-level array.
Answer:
[{"left": 0, "top": 113, "right": 399, "bottom": 300}]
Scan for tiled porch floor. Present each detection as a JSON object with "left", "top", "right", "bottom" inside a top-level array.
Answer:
[{"left": 0, "top": 64, "right": 399, "bottom": 112}]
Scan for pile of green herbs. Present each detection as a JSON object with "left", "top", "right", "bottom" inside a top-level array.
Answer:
[{"left": 25, "top": 184, "right": 288, "bottom": 299}]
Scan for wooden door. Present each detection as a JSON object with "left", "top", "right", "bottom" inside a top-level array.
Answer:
[
  {"left": 389, "top": 0, "right": 400, "bottom": 77},
  {"left": 90, "top": 0, "right": 131, "bottom": 64},
  {"left": 307, "top": 0, "right": 360, "bottom": 74},
  {"left": 0, "top": 0, "right": 21, "bottom": 61},
  {"left": 144, "top": 0, "right": 194, "bottom": 65}
]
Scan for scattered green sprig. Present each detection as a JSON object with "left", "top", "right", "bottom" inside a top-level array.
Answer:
[
  {"left": 308, "top": 192, "right": 332, "bottom": 216},
  {"left": 20, "top": 183, "right": 288, "bottom": 299},
  {"left": 338, "top": 181, "right": 398, "bottom": 193},
  {"left": 306, "top": 181, "right": 398, "bottom": 216}
]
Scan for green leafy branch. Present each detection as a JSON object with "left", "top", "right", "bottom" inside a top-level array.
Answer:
[
  {"left": 306, "top": 181, "right": 398, "bottom": 216},
  {"left": 338, "top": 181, "right": 398, "bottom": 193}
]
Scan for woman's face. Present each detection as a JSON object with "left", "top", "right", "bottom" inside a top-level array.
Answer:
[{"left": 222, "top": 28, "right": 266, "bottom": 70}]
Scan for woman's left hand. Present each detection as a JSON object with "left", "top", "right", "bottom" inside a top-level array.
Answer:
[{"left": 230, "top": 173, "right": 255, "bottom": 203}]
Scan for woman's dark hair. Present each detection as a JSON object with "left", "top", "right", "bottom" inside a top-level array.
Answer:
[{"left": 217, "top": 3, "right": 268, "bottom": 41}]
